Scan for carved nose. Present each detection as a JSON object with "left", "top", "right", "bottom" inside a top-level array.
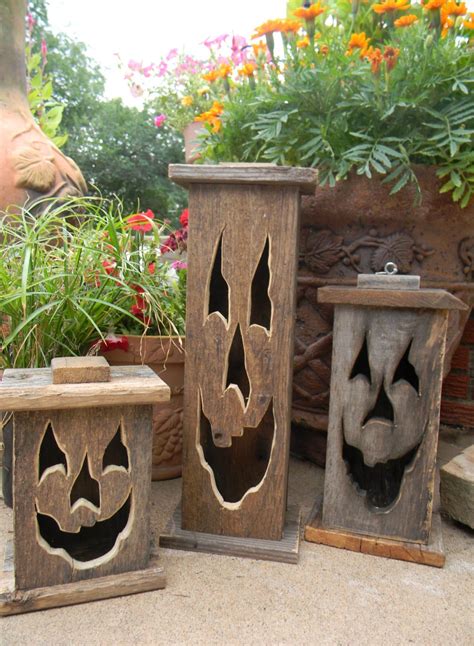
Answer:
[
  {"left": 70, "top": 455, "right": 100, "bottom": 510},
  {"left": 363, "top": 382, "right": 394, "bottom": 426}
]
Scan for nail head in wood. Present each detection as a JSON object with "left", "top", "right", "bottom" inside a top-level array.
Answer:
[{"left": 51, "top": 356, "right": 111, "bottom": 384}]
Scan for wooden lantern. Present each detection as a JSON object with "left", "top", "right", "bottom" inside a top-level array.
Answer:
[
  {"left": 160, "top": 164, "right": 317, "bottom": 562},
  {"left": 0, "top": 357, "right": 170, "bottom": 615},
  {"left": 305, "top": 269, "right": 468, "bottom": 566}
]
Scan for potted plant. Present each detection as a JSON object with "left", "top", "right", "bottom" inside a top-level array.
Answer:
[
  {"left": 98, "top": 207, "right": 188, "bottom": 481},
  {"left": 0, "top": 197, "right": 186, "bottom": 502}
]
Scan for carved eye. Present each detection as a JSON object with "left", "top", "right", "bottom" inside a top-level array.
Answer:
[
  {"left": 38, "top": 424, "right": 67, "bottom": 480},
  {"left": 208, "top": 231, "right": 229, "bottom": 320},
  {"left": 350, "top": 336, "right": 372, "bottom": 384},
  {"left": 102, "top": 426, "right": 129, "bottom": 471},
  {"left": 392, "top": 340, "right": 419, "bottom": 394},
  {"left": 250, "top": 237, "right": 272, "bottom": 331}
]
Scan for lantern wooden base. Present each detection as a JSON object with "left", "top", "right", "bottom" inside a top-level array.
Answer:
[
  {"left": 304, "top": 500, "right": 445, "bottom": 568},
  {"left": 160, "top": 504, "right": 301, "bottom": 564},
  {"left": 0, "top": 541, "right": 165, "bottom": 616}
]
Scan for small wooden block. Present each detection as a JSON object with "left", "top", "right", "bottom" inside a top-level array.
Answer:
[
  {"left": 357, "top": 274, "right": 420, "bottom": 290},
  {"left": 304, "top": 500, "right": 445, "bottom": 568},
  {"left": 318, "top": 286, "right": 468, "bottom": 311},
  {"left": 441, "top": 445, "right": 474, "bottom": 529},
  {"left": 51, "top": 356, "right": 111, "bottom": 384},
  {"left": 160, "top": 504, "right": 301, "bottom": 564},
  {"left": 0, "top": 553, "right": 166, "bottom": 616}
]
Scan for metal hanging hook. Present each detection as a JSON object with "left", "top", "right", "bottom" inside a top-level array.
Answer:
[{"left": 376, "top": 262, "right": 398, "bottom": 276}]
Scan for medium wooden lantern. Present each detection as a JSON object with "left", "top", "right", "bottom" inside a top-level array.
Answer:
[
  {"left": 0, "top": 357, "right": 170, "bottom": 615},
  {"left": 305, "top": 267, "right": 468, "bottom": 566},
  {"left": 161, "top": 164, "right": 317, "bottom": 562}
]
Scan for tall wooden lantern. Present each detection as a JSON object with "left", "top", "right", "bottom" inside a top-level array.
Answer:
[
  {"left": 305, "top": 266, "right": 468, "bottom": 567},
  {"left": 161, "top": 164, "right": 317, "bottom": 562},
  {"left": 0, "top": 357, "right": 169, "bottom": 615}
]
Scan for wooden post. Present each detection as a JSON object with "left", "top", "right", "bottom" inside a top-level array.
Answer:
[
  {"left": 0, "top": 358, "right": 170, "bottom": 615},
  {"left": 162, "top": 164, "right": 316, "bottom": 558},
  {"left": 305, "top": 271, "right": 468, "bottom": 566}
]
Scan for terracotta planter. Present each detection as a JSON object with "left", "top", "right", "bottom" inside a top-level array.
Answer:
[
  {"left": 183, "top": 122, "right": 206, "bottom": 164},
  {"left": 103, "top": 336, "right": 185, "bottom": 480},
  {"left": 291, "top": 166, "right": 474, "bottom": 461},
  {"left": 0, "top": 0, "right": 85, "bottom": 214}
]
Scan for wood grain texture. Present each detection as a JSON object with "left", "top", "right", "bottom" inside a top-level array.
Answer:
[
  {"left": 0, "top": 556, "right": 165, "bottom": 616},
  {"left": 51, "top": 357, "right": 111, "bottom": 384},
  {"left": 0, "top": 365, "right": 170, "bottom": 411},
  {"left": 13, "top": 405, "right": 153, "bottom": 589},
  {"left": 160, "top": 504, "right": 301, "bottom": 563},
  {"left": 181, "top": 180, "right": 302, "bottom": 540},
  {"left": 305, "top": 500, "right": 445, "bottom": 568},
  {"left": 322, "top": 305, "right": 449, "bottom": 543},
  {"left": 318, "top": 286, "right": 468, "bottom": 310},
  {"left": 169, "top": 163, "right": 317, "bottom": 194}
]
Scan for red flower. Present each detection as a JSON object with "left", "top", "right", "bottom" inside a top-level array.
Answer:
[
  {"left": 179, "top": 208, "right": 189, "bottom": 228},
  {"left": 102, "top": 259, "right": 117, "bottom": 275},
  {"left": 98, "top": 334, "right": 129, "bottom": 353},
  {"left": 126, "top": 209, "right": 155, "bottom": 232},
  {"left": 148, "top": 262, "right": 156, "bottom": 274},
  {"left": 160, "top": 234, "right": 178, "bottom": 254}
]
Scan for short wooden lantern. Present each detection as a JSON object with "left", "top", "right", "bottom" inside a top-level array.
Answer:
[
  {"left": 305, "top": 268, "right": 468, "bottom": 567},
  {"left": 0, "top": 357, "right": 170, "bottom": 615},
  {"left": 161, "top": 164, "right": 317, "bottom": 562}
]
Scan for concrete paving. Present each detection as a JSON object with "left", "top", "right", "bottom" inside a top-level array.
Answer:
[{"left": 1, "top": 455, "right": 473, "bottom": 645}]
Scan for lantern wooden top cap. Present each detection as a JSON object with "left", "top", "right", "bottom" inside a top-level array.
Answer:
[
  {"left": 318, "top": 285, "right": 468, "bottom": 311},
  {"left": 168, "top": 163, "right": 318, "bottom": 194},
  {"left": 0, "top": 363, "right": 170, "bottom": 412}
]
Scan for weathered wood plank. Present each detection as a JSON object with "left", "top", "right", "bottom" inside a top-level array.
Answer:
[
  {"left": 0, "top": 365, "right": 170, "bottom": 411},
  {"left": 0, "top": 556, "right": 165, "bottom": 616},
  {"left": 51, "top": 356, "right": 111, "bottom": 384},
  {"left": 305, "top": 500, "right": 445, "bottom": 568},
  {"left": 318, "top": 286, "right": 468, "bottom": 310},
  {"left": 160, "top": 504, "right": 301, "bottom": 564},
  {"left": 169, "top": 163, "right": 317, "bottom": 194},
  {"left": 180, "top": 178, "right": 302, "bottom": 540}
]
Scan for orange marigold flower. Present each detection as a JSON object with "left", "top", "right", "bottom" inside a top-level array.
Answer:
[
  {"left": 364, "top": 46, "right": 383, "bottom": 74},
  {"left": 372, "top": 0, "right": 410, "bottom": 14},
  {"left": 463, "top": 12, "right": 474, "bottom": 28},
  {"left": 346, "top": 32, "right": 370, "bottom": 55},
  {"left": 202, "top": 69, "right": 219, "bottom": 83},
  {"left": 294, "top": 2, "right": 326, "bottom": 20},
  {"left": 217, "top": 63, "right": 232, "bottom": 78},
  {"left": 394, "top": 13, "right": 418, "bottom": 26},
  {"left": 278, "top": 18, "right": 304, "bottom": 33},
  {"left": 181, "top": 95, "right": 193, "bottom": 107},
  {"left": 383, "top": 45, "right": 400, "bottom": 71},
  {"left": 297, "top": 35, "right": 310, "bottom": 48},
  {"left": 441, "top": 15, "right": 454, "bottom": 35},
  {"left": 441, "top": 0, "right": 467, "bottom": 22},
  {"left": 423, "top": 0, "right": 446, "bottom": 10},
  {"left": 252, "top": 41, "right": 268, "bottom": 57},
  {"left": 320, "top": 44, "right": 330, "bottom": 55},
  {"left": 195, "top": 101, "right": 224, "bottom": 133},
  {"left": 252, "top": 19, "right": 283, "bottom": 38},
  {"left": 238, "top": 62, "right": 257, "bottom": 77}
]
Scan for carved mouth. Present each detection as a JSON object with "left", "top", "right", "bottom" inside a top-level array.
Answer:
[
  {"left": 37, "top": 493, "right": 131, "bottom": 562},
  {"left": 343, "top": 438, "right": 420, "bottom": 510}
]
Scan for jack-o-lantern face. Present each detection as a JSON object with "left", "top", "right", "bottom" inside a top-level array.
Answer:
[
  {"left": 35, "top": 418, "right": 132, "bottom": 567},
  {"left": 196, "top": 228, "right": 276, "bottom": 505},
  {"left": 338, "top": 308, "right": 436, "bottom": 510}
]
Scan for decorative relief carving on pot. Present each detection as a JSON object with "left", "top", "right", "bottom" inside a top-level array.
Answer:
[
  {"left": 300, "top": 227, "right": 434, "bottom": 275},
  {"left": 459, "top": 237, "right": 474, "bottom": 280},
  {"left": 152, "top": 406, "right": 183, "bottom": 466}
]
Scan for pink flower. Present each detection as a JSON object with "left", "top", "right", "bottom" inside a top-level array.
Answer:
[
  {"left": 128, "top": 59, "right": 142, "bottom": 71},
  {"left": 142, "top": 64, "right": 154, "bottom": 77},
  {"left": 41, "top": 38, "right": 48, "bottom": 62},
  {"left": 27, "top": 12, "right": 36, "bottom": 31},
  {"left": 203, "top": 34, "right": 229, "bottom": 49},
  {"left": 157, "top": 61, "right": 168, "bottom": 77},
  {"left": 154, "top": 114, "right": 167, "bottom": 128},
  {"left": 166, "top": 48, "right": 178, "bottom": 60},
  {"left": 171, "top": 260, "right": 188, "bottom": 270}
]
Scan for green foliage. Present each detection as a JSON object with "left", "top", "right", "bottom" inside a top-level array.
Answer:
[
  {"left": 65, "top": 99, "right": 187, "bottom": 222},
  {"left": 0, "top": 197, "right": 186, "bottom": 370},
  {"left": 201, "top": 4, "right": 474, "bottom": 206}
]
